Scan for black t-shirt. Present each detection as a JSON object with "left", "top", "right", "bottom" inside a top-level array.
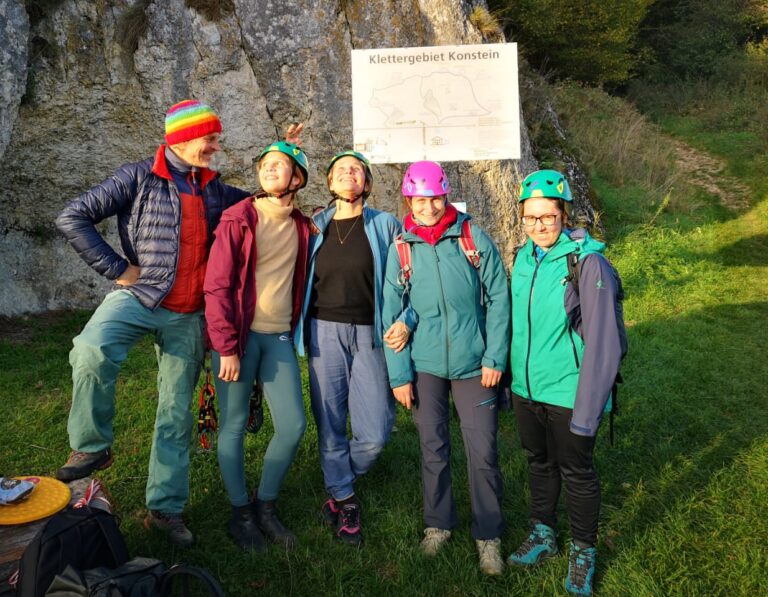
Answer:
[{"left": 309, "top": 216, "right": 375, "bottom": 325}]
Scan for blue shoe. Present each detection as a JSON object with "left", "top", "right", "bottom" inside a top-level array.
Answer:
[
  {"left": 507, "top": 522, "right": 558, "bottom": 566},
  {"left": 0, "top": 477, "right": 36, "bottom": 505},
  {"left": 564, "top": 541, "right": 597, "bottom": 596}
]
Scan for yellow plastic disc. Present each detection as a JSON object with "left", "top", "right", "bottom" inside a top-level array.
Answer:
[{"left": 0, "top": 476, "right": 71, "bottom": 525}]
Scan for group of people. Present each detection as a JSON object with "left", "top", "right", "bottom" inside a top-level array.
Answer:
[{"left": 52, "top": 100, "right": 625, "bottom": 597}]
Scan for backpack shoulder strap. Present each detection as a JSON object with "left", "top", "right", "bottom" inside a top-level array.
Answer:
[
  {"left": 91, "top": 509, "right": 130, "bottom": 565},
  {"left": 458, "top": 220, "right": 481, "bottom": 269},
  {"left": 566, "top": 251, "right": 580, "bottom": 295},
  {"left": 394, "top": 234, "right": 413, "bottom": 286}
]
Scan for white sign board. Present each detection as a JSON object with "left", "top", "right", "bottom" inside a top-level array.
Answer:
[{"left": 351, "top": 43, "right": 520, "bottom": 164}]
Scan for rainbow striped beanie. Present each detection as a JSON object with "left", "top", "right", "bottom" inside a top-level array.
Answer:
[{"left": 164, "top": 99, "right": 222, "bottom": 145}]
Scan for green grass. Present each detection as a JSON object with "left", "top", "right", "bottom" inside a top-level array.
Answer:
[{"left": 3, "top": 93, "right": 768, "bottom": 595}]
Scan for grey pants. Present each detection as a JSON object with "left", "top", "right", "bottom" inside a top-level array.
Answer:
[{"left": 412, "top": 372, "right": 504, "bottom": 540}]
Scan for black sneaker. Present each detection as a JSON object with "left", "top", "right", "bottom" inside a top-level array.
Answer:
[
  {"left": 144, "top": 510, "right": 194, "bottom": 548},
  {"left": 335, "top": 503, "right": 363, "bottom": 547},
  {"left": 55, "top": 449, "right": 113, "bottom": 482},
  {"left": 321, "top": 498, "right": 340, "bottom": 526}
]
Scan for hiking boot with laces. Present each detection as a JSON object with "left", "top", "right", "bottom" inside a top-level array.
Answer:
[
  {"left": 335, "top": 502, "right": 363, "bottom": 547},
  {"left": 508, "top": 522, "right": 558, "bottom": 566},
  {"left": 228, "top": 503, "right": 266, "bottom": 552},
  {"left": 565, "top": 541, "right": 597, "bottom": 596},
  {"left": 55, "top": 448, "right": 113, "bottom": 482},
  {"left": 144, "top": 510, "right": 194, "bottom": 548},
  {"left": 420, "top": 527, "right": 451, "bottom": 556},
  {"left": 477, "top": 537, "right": 504, "bottom": 576},
  {"left": 321, "top": 497, "right": 340, "bottom": 526},
  {"left": 255, "top": 499, "right": 297, "bottom": 548}
]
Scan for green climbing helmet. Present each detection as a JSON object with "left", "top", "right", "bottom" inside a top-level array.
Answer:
[
  {"left": 257, "top": 141, "right": 309, "bottom": 189},
  {"left": 326, "top": 150, "right": 373, "bottom": 183},
  {"left": 326, "top": 150, "right": 373, "bottom": 201},
  {"left": 518, "top": 169, "right": 572, "bottom": 202}
]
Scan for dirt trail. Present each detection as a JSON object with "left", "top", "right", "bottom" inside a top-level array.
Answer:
[{"left": 671, "top": 139, "right": 751, "bottom": 209}]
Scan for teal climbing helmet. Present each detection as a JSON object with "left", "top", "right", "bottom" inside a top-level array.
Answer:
[
  {"left": 518, "top": 169, "right": 572, "bottom": 202},
  {"left": 257, "top": 141, "right": 309, "bottom": 189}
]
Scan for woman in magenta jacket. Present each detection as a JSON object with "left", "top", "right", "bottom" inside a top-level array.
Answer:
[{"left": 204, "top": 141, "right": 310, "bottom": 552}]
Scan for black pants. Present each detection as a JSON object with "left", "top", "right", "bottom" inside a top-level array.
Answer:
[
  {"left": 412, "top": 372, "right": 504, "bottom": 540},
  {"left": 512, "top": 394, "right": 600, "bottom": 545}
]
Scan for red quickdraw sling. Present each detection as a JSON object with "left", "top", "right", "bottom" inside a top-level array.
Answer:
[
  {"left": 72, "top": 479, "right": 113, "bottom": 512},
  {"left": 197, "top": 368, "right": 218, "bottom": 451}
]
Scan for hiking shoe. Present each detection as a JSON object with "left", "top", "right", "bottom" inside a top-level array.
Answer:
[
  {"left": 477, "top": 537, "right": 504, "bottom": 576},
  {"left": 55, "top": 448, "right": 113, "bottom": 482},
  {"left": 321, "top": 497, "right": 340, "bottom": 526},
  {"left": 144, "top": 510, "right": 194, "bottom": 548},
  {"left": 565, "top": 541, "right": 597, "bottom": 596},
  {"left": 255, "top": 499, "right": 297, "bottom": 548},
  {"left": 508, "top": 522, "right": 558, "bottom": 566},
  {"left": 420, "top": 527, "right": 451, "bottom": 556},
  {"left": 228, "top": 503, "right": 266, "bottom": 552},
  {"left": 335, "top": 502, "right": 363, "bottom": 547}
]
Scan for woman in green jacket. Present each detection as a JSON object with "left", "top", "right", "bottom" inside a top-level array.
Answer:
[
  {"left": 382, "top": 161, "right": 510, "bottom": 576},
  {"left": 508, "top": 170, "right": 625, "bottom": 597}
]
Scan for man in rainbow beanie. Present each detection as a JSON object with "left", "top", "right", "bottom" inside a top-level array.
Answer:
[{"left": 54, "top": 100, "right": 250, "bottom": 547}]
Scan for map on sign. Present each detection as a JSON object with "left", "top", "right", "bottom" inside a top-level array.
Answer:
[{"left": 351, "top": 43, "right": 519, "bottom": 164}]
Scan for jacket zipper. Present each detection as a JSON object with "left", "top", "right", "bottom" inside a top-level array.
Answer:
[
  {"left": 525, "top": 259, "right": 541, "bottom": 401},
  {"left": 159, "top": 179, "right": 182, "bottom": 308},
  {"left": 433, "top": 245, "right": 451, "bottom": 376}
]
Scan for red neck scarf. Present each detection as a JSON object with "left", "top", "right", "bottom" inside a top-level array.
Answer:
[{"left": 404, "top": 203, "right": 459, "bottom": 246}]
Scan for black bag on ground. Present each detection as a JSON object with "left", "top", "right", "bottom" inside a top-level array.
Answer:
[
  {"left": 45, "top": 559, "right": 225, "bottom": 597},
  {"left": 15, "top": 506, "right": 129, "bottom": 597},
  {"left": 45, "top": 557, "right": 164, "bottom": 597}
]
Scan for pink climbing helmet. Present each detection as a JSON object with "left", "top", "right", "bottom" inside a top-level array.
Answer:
[{"left": 401, "top": 161, "right": 452, "bottom": 197}]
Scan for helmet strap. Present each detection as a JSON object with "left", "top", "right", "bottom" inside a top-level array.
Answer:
[
  {"left": 272, "top": 164, "right": 302, "bottom": 200},
  {"left": 330, "top": 190, "right": 362, "bottom": 204}
]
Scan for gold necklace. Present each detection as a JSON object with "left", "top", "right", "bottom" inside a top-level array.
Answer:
[{"left": 334, "top": 215, "right": 361, "bottom": 244}]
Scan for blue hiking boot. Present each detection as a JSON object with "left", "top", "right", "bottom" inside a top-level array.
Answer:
[
  {"left": 564, "top": 541, "right": 597, "bottom": 596},
  {"left": 507, "top": 522, "right": 558, "bottom": 566}
]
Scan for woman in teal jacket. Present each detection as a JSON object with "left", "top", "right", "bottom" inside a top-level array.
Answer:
[
  {"left": 508, "top": 170, "right": 625, "bottom": 597},
  {"left": 382, "top": 161, "right": 510, "bottom": 576}
]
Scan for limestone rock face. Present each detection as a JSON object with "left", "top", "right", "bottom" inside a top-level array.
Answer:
[
  {"left": 0, "top": 0, "right": 28, "bottom": 157},
  {"left": 0, "top": 0, "right": 539, "bottom": 315}
]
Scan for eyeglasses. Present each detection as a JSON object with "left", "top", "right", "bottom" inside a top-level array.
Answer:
[{"left": 521, "top": 213, "right": 560, "bottom": 227}]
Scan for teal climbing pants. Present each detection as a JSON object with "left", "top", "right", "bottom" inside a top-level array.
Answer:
[
  {"left": 213, "top": 331, "right": 306, "bottom": 505},
  {"left": 67, "top": 290, "right": 204, "bottom": 513}
]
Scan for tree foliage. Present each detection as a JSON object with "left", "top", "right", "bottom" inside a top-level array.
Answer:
[
  {"left": 490, "top": 0, "right": 653, "bottom": 86},
  {"left": 636, "top": 0, "right": 768, "bottom": 81}
]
